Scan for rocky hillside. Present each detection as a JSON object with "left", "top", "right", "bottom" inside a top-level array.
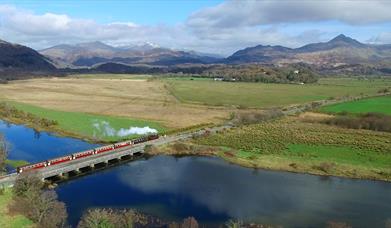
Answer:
[
  {"left": 40, "top": 42, "right": 221, "bottom": 67},
  {"left": 226, "top": 34, "right": 391, "bottom": 69},
  {"left": 0, "top": 39, "right": 55, "bottom": 72}
]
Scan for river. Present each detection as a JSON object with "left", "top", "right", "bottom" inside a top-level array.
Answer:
[{"left": 1, "top": 120, "right": 391, "bottom": 227}]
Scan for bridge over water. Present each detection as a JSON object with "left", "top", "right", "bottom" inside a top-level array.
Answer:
[
  {"left": 0, "top": 93, "right": 362, "bottom": 188},
  {"left": 0, "top": 130, "right": 207, "bottom": 187}
]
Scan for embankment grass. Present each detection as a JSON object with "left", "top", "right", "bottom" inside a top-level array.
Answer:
[
  {"left": 0, "top": 188, "right": 33, "bottom": 228},
  {"left": 5, "top": 159, "right": 29, "bottom": 168},
  {"left": 8, "top": 102, "right": 165, "bottom": 142},
  {"left": 194, "top": 118, "right": 391, "bottom": 181},
  {"left": 166, "top": 78, "right": 391, "bottom": 108},
  {"left": 320, "top": 95, "right": 391, "bottom": 116}
]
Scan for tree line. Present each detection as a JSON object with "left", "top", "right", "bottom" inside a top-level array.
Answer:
[
  {"left": 77, "top": 63, "right": 320, "bottom": 84},
  {"left": 203, "top": 64, "right": 319, "bottom": 83}
]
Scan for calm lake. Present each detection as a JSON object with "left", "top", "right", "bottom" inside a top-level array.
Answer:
[{"left": 1, "top": 120, "right": 391, "bottom": 227}]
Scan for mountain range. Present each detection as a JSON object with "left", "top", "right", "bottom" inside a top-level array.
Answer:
[
  {"left": 0, "top": 39, "right": 55, "bottom": 72},
  {"left": 0, "top": 34, "right": 390, "bottom": 78},
  {"left": 39, "top": 41, "right": 221, "bottom": 67},
  {"left": 226, "top": 34, "right": 391, "bottom": 67}
]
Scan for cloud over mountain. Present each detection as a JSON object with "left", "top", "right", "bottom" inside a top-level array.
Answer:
[
  {"left": 0, "top": 1, "right": 390, "bottom": 55},
  {"left": 187, "top": 0, "right": 391, "bottom": 29}
]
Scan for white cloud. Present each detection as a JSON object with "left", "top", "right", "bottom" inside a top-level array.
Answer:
[
  {"left": 187, "top": 0, "right": 391, "bottom": 29},
  {"left": 368, "top": 32, "right": 391, "bottom": 44},
  {"left": 0, "top": 2, "right": 389, "bottom": 56}
]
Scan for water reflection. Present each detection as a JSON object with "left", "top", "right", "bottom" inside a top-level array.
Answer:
[
  {"left": 57, "top": 156, "right": 391, "bottom": 227},
  {"left": 1, "top": 120, "right": 391, "bottom": 227},
  {"left": 0, "top": 120, "right": 98, "bottom": 167},
  {"left": 117, "top": 156, "right": 391, "bottom": 227}
]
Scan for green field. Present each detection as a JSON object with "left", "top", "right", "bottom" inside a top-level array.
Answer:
[
  {"left": 195, "top": 119, "right": 391, "bottom": 180},
  {"left": 286, "top": 144, "right": 391, "bottom": 168},
  {"left": 0, "top": 188, "right": 33, "bottom": 228},
  {"left": 9, "top": 102, "right": 166, "bottom": 142},
  {"left": 320, "top": 95, "right": 391, "bottom": 116},
  {"left": 5, "top": 159, "right": 29, "bottom": 168},
  {"left": 166, "top": 78, "right": 391, "bottom": 108}
]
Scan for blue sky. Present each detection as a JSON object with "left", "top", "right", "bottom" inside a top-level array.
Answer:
[
  {"left": 1, "top": 0, "right": 223, "bottom": 24},
  {"left": 0, "top": 0, "right": 390, "bottom": 55}
]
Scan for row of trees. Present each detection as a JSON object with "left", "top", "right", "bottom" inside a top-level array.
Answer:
[
  {"left": 92, "top": 62, "right": 320, "bottom": 84},
  {"left": 203, "top": 64, "right": 319, "bottom": 84},
  {"left": 322, "top": 112, "right": 391, "bottom": 133}
]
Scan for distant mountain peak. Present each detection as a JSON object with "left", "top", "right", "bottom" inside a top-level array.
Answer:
[
  {"left": 120, "top": 41, "right": 162, "bottom": 51},
  {"left": 76, "top": 41, "right": 115, "bottom": 49},
  {"left": 328, "top": 34, "right": 363, "bottom": 46},
  {"left": 332, "top": 34, "right": 349, "bottom": 40}
]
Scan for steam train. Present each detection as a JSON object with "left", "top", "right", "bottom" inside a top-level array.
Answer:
[{"left": 16, "top": 134, "right": 159, "bottom": 174}]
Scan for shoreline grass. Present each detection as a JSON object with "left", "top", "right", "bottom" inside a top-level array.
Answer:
[
  {"left": 5, "top": 160, "right": 29, "bottom": 168},
  {"left": 190, "top": 118, "right": 391, "bottom": 182},
  {"left": 2, "top": 101, "right": 166, "bottom": 143},
  {"left": 149, "top": 142, "right": 391, "bottom": 182}
]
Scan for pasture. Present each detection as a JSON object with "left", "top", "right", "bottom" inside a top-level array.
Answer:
[
  {"left": 195, "top": 118, "right": 391, "bottom": 181},
  {"left": 166, "top": 78, "right": 391, "bottom": 108},
  {"left": 320, "top": 95, "right": 391, "bottom": 116},
  {"left": 0, "top": 77, "right": 230, "bottom": 130},
  {"left": 8, "top": 102, "right": 165, "bottom": 141},
  {"left": 0, "top": 75, "right": 390, "bottom": 142}
]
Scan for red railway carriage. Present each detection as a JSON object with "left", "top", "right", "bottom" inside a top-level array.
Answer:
[
  {"left": 17, "top": 161, "right": 47, "bottom": 173},
  {"left": 47, "top": 155, "right": 73, "bottom": 166},
  {"left": 95, "top": 144, "right": 115, "bottom": 154},
  {"left": 72, "top": 149, "right": 95, "bottom": 159},
  {"left": 16, "top": 134, "right": 159, "bottom": 174},
  {"left": 114, "top": 141, "right": 132, "bottom": 149}
]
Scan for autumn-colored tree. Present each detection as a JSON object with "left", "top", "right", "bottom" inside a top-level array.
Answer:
[{"left": 11, "top": 172, "right": 68, "bottom": 228}]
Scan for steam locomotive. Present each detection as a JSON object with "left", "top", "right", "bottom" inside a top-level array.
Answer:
[{"left": 16, "top": 134, "right": 159, "bottom": 174}]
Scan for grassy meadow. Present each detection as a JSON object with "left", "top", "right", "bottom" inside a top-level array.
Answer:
[
  {"left": 166, "top": 78, "right": 391, "bottom": 108},
  {"left": 0, "top": 77, "right": 229, "bottom": 130},
  {"left": 320, "top": 95, "right": 391, "bottom": 116},
  {"left": 8, "top": 102, "right": 165, "bottom": 141},
  {"left": 195, "top": 118, "right": 391, "bottom": 181}
]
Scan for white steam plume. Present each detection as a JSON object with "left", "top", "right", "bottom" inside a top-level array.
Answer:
[{"left": 92, "top": 120, "right": 158, "bottom": 137}]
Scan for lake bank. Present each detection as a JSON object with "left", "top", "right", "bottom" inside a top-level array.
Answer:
[
  {"left": 0, "top": 101, "right": 167, "bottom": 143},
  {"left": 1, "top": 119, "right": 391, "bottom": 227},
  {"left": 149, "top": 114, "right": 391, "bottom": 183},
  {"left": 149, "top": 142, "right": 391, "bottom": 183}
]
